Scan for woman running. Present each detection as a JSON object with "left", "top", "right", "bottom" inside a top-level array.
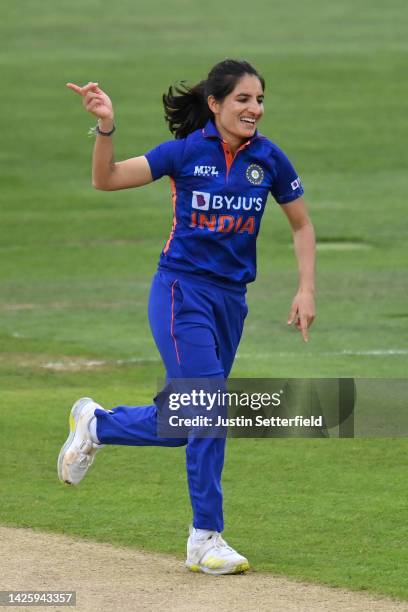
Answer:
[{"left": 58, "top": 59, "right": 316, "bottom": 575}]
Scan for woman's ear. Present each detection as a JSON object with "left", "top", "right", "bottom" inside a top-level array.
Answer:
[{"left": 207, "top": 95, "right": 219, "bottom": 115}]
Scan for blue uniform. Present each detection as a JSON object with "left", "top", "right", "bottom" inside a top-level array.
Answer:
[
  {"left": 94, "top": 120, "right": 303, "bottom": 532},
  {"left": 145, "top": 119, "right": 304, "bottom": 286}
]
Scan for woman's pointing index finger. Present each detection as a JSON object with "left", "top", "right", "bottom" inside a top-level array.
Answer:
[
  {"left": 66, "top": 82, "right": 99, "bottom": 96},
  {"left": 66, "top": 82, "right": 83, "bottom": 95}
]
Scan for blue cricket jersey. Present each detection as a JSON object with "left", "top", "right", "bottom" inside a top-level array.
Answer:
[{"left": 145, "top": 119, "right": 304, "bottom": 286}]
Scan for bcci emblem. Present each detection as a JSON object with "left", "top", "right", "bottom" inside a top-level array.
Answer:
[{"left": 246, "top": 164, "right": 264, "bottom": 185}]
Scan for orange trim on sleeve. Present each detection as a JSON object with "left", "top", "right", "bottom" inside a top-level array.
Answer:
[{"left": 163, "top": 177, "right": 177, "bottom": 254}]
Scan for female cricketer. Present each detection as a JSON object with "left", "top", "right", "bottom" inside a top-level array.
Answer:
[{"left": 58, "top": 59, "right": 316, "bottom": 575}]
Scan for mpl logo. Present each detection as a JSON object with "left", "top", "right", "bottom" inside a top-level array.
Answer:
[
  {"left": 192, "top": 191, "right": 210, "bottom": 211},
  {"left": 194, "top": 165, "right": 219, "bottom": 177}
]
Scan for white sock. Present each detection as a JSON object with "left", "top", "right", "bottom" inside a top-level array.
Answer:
[
  {"left": 88, "top": 416, "right": 100, "bottom": 444},
  {"left": 192, "top": 528, "right": 215, "bottom": 541}
]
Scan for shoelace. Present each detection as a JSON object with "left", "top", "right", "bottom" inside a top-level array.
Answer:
[
  {"left": 211, "top": 533, "right": 235, "bottom": 552},
  {"left": 78, "top": 454, "right": 93, "bottom": 468},
  {"left": 77, "top": 441, "right": 100, "bottom": 469}
]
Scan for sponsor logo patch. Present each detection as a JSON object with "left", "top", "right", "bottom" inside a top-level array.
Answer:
[
  {"left": 246, "top": 163, "right": 264, "bottom": 185},
  {"left": 192, "top": 191, "right": 211, "bottom": 210},
  {"left": 194, "top": 165, "right": 219, "bottom": 177},
  {"left": 191, "top": 191, "right": 264, "bottom": 212},
  {"left": 291, "top": 177, "right": 302, "bottom": 190}
]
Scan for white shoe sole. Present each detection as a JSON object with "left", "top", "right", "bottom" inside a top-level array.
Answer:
[
  {"left": 186, "top": 560, "right": 250, "bottom": 575},
  {"left": 57, "top": 397, "right": 95, "bottom": 485}
]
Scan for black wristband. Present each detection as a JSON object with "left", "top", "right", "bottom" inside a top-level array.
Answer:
[{"left": 89, "top": 123, "right": 116, "bottom": 137}]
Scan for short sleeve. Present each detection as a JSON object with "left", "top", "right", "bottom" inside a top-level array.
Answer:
[
  {"left": 144, "top": 139, "right": 185, "bottom": 181},
  {"left": 270, "top": 146, "right": 304, "bottom": 204}
]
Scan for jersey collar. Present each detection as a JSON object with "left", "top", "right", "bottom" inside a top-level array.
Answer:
[{"left": 202, "top": 119, "right": 259, "bottom": 143}]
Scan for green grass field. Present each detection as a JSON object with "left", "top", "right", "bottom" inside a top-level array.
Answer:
[{"left": 1, "top": 0, "right": 407, "bottom": 601}]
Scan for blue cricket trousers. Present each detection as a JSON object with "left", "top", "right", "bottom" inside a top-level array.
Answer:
[{"left": 94, "top": 269, "right": 248, "bottom": 533}]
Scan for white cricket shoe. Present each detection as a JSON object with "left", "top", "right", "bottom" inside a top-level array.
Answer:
[
  {"left": 186, "top": 526, "right": 249, "bottom": 575},
  {"left": 57, "top": 397, "right": 105, "bottom": 485}
]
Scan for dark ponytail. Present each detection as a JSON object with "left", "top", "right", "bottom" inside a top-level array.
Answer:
[
  {"left": 163, "top": 59, "right": 265, "bottom": 139},
  {"left": 162, "top": 80, "right": 211, "bottom": 140}
]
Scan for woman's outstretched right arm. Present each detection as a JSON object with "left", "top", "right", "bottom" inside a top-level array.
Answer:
[{"left": 67, "top": 82, "right": 153, "bottom": 191}]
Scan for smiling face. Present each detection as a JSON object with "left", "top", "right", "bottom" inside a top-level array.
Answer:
[{"left": 207, "top": 74, "right": 264, "bottom": 151}]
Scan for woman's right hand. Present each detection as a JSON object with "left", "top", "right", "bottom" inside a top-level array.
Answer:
[{"left": 66, "top": 81, "right": 114, "bottom": 121}]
